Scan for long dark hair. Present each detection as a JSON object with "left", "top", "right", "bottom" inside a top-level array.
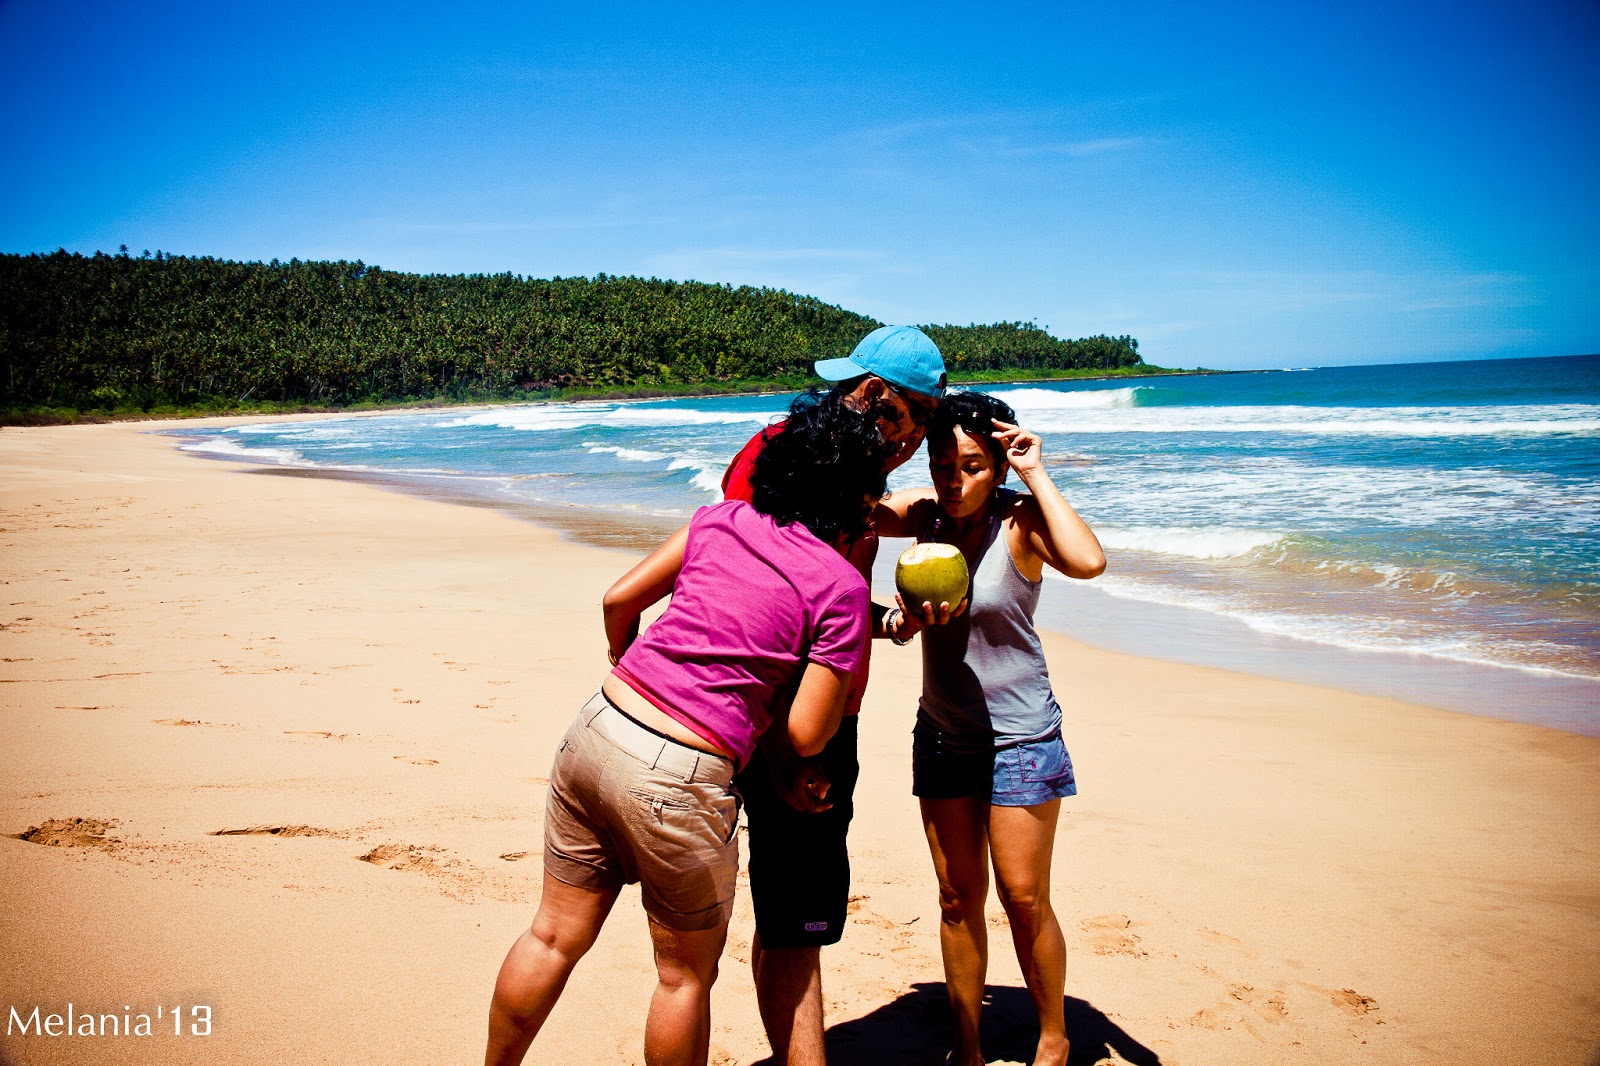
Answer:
[{"left": 750, "top": 388, "right": 893, "bottom": 544}]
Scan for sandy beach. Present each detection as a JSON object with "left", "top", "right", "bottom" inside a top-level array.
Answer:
[{"left": 2, "top": 417, "right": 1597, "bottom": 1066}]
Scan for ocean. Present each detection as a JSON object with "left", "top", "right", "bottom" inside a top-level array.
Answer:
[{"left": 167, "top": 353, "right": 1600, "bottom": 735}]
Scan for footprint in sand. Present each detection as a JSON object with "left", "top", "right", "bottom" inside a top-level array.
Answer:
[
  {"left": 393, "top": 756, "right": 439, "bottom": 766},
  {"left": 499, "top": 851, "right": 533, "bottom": 862},
  {"left": 1331, "top": 988, "right": 1379, "bottom": 1017},
  {"left": 14, "top": 817, "right": 120, "bottom": 851},
  {"left": 1230, "top": 983, "right": 1289, "bottom": 1022},
  {"left": 846, "top": 893, "right": 922, "bottom": 931},
  {"left": 209, "top": 825, "right": 346, "bottom": 839},
  {"left": 357, "top": 844, "right": 474, "bottom": 898},
  {"left": 1081, "top": 913, "right": 1148, "bottom": 957},
  {"left": 284, "top": 730, "right": 350, "bottom": 741}
]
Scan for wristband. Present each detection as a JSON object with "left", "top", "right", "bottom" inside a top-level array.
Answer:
[{"left": 887, "top": 607, "right": 913, "bottom": 646}]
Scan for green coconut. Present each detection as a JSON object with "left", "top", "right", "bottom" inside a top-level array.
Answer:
[{"left": 895, "top": 542, "right": 970, "bottom": 609}]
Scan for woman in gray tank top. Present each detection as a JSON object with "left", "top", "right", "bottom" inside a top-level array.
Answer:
[{"left": 876, "top": 391, "right": 1106, "bottom": 1066}]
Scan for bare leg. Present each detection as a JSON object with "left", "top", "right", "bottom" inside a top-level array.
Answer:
[
  {"left": 989, "top": 801, "right": 1068, "bottom": 1066},
  {"left": 485, "top": 872, "right": 620, "bottom": 1066},
  {"left": 644, "top": 915, "right": 731, "bottom": 1066},
  {"left": 921, "top": 796, "right": 992, "bottom": 1066},
  {"left": 750, "top": 933, "right": 826, "bottom": 1066}
]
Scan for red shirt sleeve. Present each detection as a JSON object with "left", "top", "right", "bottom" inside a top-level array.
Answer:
[{"left": 721, "top": 421, "right": 785, "bottom": 503}]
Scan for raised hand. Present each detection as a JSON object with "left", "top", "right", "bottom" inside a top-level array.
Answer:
[{"left": 990, "top": 418, "right": 1043, "bottom": 476}]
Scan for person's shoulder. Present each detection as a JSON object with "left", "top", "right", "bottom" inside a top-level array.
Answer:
[
  {"left": 994, "top": 485, "right": 1039, "bottom": 527},
  {"left": 999, "top": 485, "right": 1036, "bottom": 515},
  {"left": 874, "top": 487, "right": 938, "bottom": 538},
  {"left": 690, "top": 498, "right": 747, "bottom": 532}
]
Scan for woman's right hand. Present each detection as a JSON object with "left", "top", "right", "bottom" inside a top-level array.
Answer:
[
  {"left": 894, "top": 592, "right": 968, "bottom": 636},
  {"left": 772, "top": 757, "right": 833, "bottom": 813}
]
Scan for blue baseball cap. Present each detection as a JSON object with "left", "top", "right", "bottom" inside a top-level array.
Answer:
[{"left": 815, "top": 325, "right": 947, "bottom": 399}]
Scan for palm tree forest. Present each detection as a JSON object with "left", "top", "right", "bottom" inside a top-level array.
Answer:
[{"left": 0, "top": 249, "right": 1152, "bottom": 421}]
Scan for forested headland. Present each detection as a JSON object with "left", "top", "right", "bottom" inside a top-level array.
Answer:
[{"left": 1, "top": 249, "right": 1153, "bottom": 421}]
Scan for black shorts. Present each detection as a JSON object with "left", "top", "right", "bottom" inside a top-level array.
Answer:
[{"left": 734, "top": 716, "right": 859, "bottom": 949}]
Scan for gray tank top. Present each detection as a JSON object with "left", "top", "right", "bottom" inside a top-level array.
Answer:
[{"left": 917, "top": 489, "right": 1062, "bottom": 751}]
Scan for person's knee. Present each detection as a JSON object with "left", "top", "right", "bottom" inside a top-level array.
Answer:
[
  {"left": 936, "top": 876, "right": 986, "bottom": 926},
  {"left": 528, "top": 911, "right": 597, "bottom": 961},
  {"left": 765, "top": 945, "right": 820, "bottom": 975},
  {"left": 994, "top": 881, "right": 1051, "bottom": 930},
  {"left": 757, "top": 944, "right": 821, "bottom": 994},
  {"left": 657, "top": 956, "right": 718, "bottom": 994}
]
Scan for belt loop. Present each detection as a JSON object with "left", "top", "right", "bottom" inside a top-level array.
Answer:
[{"left": 686, "top": 754, "right": 701, "bottom": 784}]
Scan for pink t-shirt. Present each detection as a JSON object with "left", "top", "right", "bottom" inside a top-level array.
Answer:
[
  {"left": 722, "top": 420, "right": 878, "bottom": 716},
  {"left": 614, "top": 500, "right": 870, "bottom": 766}
]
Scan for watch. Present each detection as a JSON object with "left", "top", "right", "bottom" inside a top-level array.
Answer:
[{"left": 887, "top": 607, "right": 913, "bottom": 646}]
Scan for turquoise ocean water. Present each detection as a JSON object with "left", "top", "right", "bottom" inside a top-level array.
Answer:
[{"left": 167, "top": 354, "right": 1600, "bottom": 735}]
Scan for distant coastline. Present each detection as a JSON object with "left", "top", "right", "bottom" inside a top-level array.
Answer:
[
  {"left": 1, "top": 249, "right": 1152, "bottom": 424},
  {"left": 5, "top": 363, "right": 1217, "bottom": 426}
]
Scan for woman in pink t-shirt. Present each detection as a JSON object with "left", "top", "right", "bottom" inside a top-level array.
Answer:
[{"left": 485, "top": 393, "right": 891, "bottom": 1066}]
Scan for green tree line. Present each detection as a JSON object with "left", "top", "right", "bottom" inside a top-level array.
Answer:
[{"left": 0, "top": 249, "right": 1142, "bottom": 413}]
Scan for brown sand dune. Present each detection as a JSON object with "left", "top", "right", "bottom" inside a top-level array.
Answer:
[{"left": 1, "top": 418, "right": 1597, "bottom": 1065}]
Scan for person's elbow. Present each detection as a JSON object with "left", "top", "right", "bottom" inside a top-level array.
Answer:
[
  {"left": 1070, "top": 548, "right": 1107, "bottom": 580},
  {"left": 787, "top": 719, "right": 838, "bottom": 758},
  {"left": 601, "top": 576, "right": 639, "bottom": 618}
]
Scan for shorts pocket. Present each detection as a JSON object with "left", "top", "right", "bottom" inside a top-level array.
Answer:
[
  {"left": 998, "top": 736, "right": 1076, "bottom": 802},
  {"left": 626, "top": 783, "right": 741, "bottom": 846}
]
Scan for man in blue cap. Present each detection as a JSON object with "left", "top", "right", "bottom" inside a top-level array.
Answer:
[{"left": 721, "top": 325, "right": 946, "bottom": 1065}]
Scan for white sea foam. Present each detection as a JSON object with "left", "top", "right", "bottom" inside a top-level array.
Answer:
[
  {"left": 987, "top": 386, "right": 1142, "bottom": 410},
  {"left": 1068, "top": 458, "right": 1595, "bottom": 531},
  {"left": 435, "top": 402, "right": 772, "bottom": 434},
  {"left": 1097, "top": 526, "right": 1285, "bottom": 559},
  {"left": 1074, "top": 573, "right": 1599, "bottom": 680},
  {"left": 179, "top": 437, "right": 303, "bottom": 465},
  {"left": 233, "top": 421, "right": 361, "bottom": 439},
  {"left": 672, "top": 458, "right": 726, "bottom": 496},
  {"left": 583, "top": 440, "right": 727, "bottom": 494},
  {"left": 586, "top": 443, "right": 671, "bottom": 463},
  {"left": 1024, "top": 402, "right": 1600, "bottom": 437}
]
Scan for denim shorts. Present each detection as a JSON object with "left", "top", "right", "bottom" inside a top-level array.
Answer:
[
  {"left": 543, "top": 692, "right": 740, "bottom": 931},
  {"left": 912, "top": 722, "right": 1077, "bottom": 807}
]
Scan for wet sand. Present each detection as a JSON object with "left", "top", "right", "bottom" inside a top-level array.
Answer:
[{"left": 2, "top": 418, "right": 1597, "bottom": 1064}]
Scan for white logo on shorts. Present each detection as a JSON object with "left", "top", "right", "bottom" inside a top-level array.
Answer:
[{"left": 804, "top": 921, "right": 829, "bottom": 932}]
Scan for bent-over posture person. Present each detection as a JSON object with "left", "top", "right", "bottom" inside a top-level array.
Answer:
[
  {"left": 876, "top": 390, "right": 1106, "bottom": 1066},
  {"left": 484, "top": 395, "right": 891, "bottom": 1066}
]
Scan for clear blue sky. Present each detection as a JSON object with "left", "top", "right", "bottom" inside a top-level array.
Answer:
[{"left": 2, "top": 1, "right": 1595, "bottom": 369}]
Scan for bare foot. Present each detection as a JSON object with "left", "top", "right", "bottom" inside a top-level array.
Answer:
[{"left": 1032, "top": 1034, "right": 1069, "bottom": 1066}]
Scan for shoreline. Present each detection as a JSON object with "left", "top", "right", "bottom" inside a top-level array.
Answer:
[
  {"left": 2, "top": 365, "right": 1215, "bottom": 427},
  {"left": 177, "top": 435, "right": 1600, "bottom": 739},
  {"left": 3, "top": 418, "right": 1598, "bottom": 1065}
]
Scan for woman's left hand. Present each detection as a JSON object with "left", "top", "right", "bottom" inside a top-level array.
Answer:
[{"left": 990, "top": 419, "right": 1043, "bottom": 477}]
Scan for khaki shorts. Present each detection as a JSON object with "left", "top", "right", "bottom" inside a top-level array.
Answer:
[{"left": 543, "top": 692, "right": 740, "bottom": 931}]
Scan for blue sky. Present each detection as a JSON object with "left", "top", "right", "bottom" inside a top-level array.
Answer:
[{"left": 2, "top": 1, "right": 1595, "bottom": 369}]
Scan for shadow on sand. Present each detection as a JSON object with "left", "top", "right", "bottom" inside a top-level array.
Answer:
[{"left": 753, "top": 981, "right": 1162, "bottom": 1065}]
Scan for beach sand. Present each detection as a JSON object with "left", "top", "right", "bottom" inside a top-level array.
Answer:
[{"left": 2, "top": 418, "right": 1597, "bottom": 1065}]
